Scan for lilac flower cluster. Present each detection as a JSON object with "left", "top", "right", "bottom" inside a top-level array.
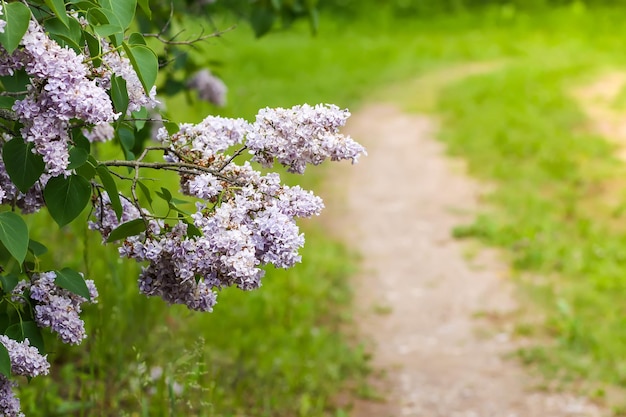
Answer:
[
  {"left": 91, "top": 164, "right": 323, "bottom": 311},
  {"left": 246, "top": 104, "right": 367, "bottom": 173},
  {"left": 112, "top": 166, "right": 324, "bottom": 311},
  {"left": 0, "top": 336, "right": 50, "bottom": 378},
  {"left": 90, "top": 104, "right": 364, "bottom": 312},
  {"left": 12, "top": 272, "right": 99, "bottom": 345},
  {"left": 187, "top": 69, "right": 227, "bottom": 107},
  {"left": 0, "top": 335, "right": 50, "bottom": 417},
  {"left": 160, "top": 104, "right": 366, "bottom": 175},
  {"left": 162, "top": 115, "right": 248, "bottom": 161},
  {"left": 2, "top": 21, "right": 120, "bottom": 176},
  {"left": 0, "top": 377, "right": 22, "bottom": 417},
  {"left": 93, "top": 162, "right": 325, "bottom": 312}
]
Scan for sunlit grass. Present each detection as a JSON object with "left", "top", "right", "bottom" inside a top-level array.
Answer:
[{"left": 438, "top": 51, "right": 626, "bottom": 400}]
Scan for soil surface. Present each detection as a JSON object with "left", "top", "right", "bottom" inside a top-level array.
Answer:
[
  {"left": 571, "top": 71, "right": 626, "bottom": 161},
  {"left": 328, "top": 103, "right": 605, "bottom": 417}
]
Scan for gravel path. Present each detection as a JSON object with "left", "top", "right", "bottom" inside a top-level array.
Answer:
[{"left": 329, "top": 103, "right": 605, "bottom": 417}]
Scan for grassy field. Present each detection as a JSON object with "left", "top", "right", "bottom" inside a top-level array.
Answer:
[{"left": 17, "top": 4, "right": 626, "bottom": 416}]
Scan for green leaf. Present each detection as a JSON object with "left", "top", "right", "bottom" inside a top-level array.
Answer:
[
  {"left": 101, "top": 0, "right": 136, "bottom": 30},
  {"left": 96, "top": 165, "right": 123, "bottom": 220},
  {"left": 170, "top": 197, "right": 190, "bottom": 205},
  {"left": 28, "top": 239, "right": 48, "bottom": 257},
  {"left": 155, "top": 187, "right": 172, "bottom": 203},
  {"left": 0, "top": 96, "right": 15, "bottom": 109},
  {"left": 0, "top": 314, "right": 11, "bottom": 335},
  {"left": 117, "top": 125, "right": 135, "bottom": 159},
  {"left": 0, "top": 343, "right": 10, "bottom": 377},
  {"left": 6, "top": 321, "right": 45, "bottom": 354},
  {"left": 307, "top": 7, "right": 319, "bottom": 35},
  {"left": 43, "top": 175, "right": 92, "bottom": 227},
  {"left": 131, "top": 106, "right": 148, "bottom": 131},
  {"left": 110, "top": 75, "right": 129, "bottom": 115},
  {"left": 72, "top": 128, "right": 91, "bottom": 153},
  {"left": 250, "top": 6, "right": 276, "bottom": 38},
  {"left": 75, "top": 155, "right": 97, "bottom": 180},
  {"left": 84, "top": 31, "right": 102, "bottom": 66},
  {"left": 0, "top": 212, "right": 28, "bottom": 264},
  {"left": 137, "top": 0, "right": 151, "bottom": 19},
  {"left": 55, "top": 267, "right": 90, "bottom": 301},
  {"left": 45, "top": 16, "right": 83, "bottom": 52},
  {"left": 168, "top": 202, "right": 190, "bottom": 216},
  {"left": 163, "top": 122, "right": 179, "bottom": 135},
  {"left": 184, "top": 220, "right": 202, "bottom": 238},
  {"left": 94, "top": 23, "right": 122, "bottom": 38},
  {"left": 0, "top": 273, "right": 18, "bottom": 293},
  {"left": 44, "top": 0, "right": 69, "bottom": 27},
  {"left": 67, "top": 0, "right": 98, "bottom": 7},
  {"left": 87, "top": 7, "right": 122, "bottom": 44},
  {"left": 137, "top": 181, "right": 153, "bottom": 206},
  {"left": 67, "top": 146, "right": 89, "bottom": 170},
  {"left": 94, "top": 7, "right": 123, "bottom": 45},
  {"left": 0, "top": 2, "right": 31, "bottom": 54},
  {"left": 106, "top": 218, "right": 146, "bottom": 242},
  {"left": 2, "top": 139, "right": 45, "bottom": 193},
  {"left": 86, "top": 7, "right": 109, "bottom": 26},
  {"left": 163, "top": 78, "right": 185, "bottom": 96},
  {"left": 122, "top": 43, "right": 158, "bottom": 93},
  {"left": 128, "top": 32, "right": 146, "bottom": 45},
  {"left": 0, "top": 70, "right": 29, "bottom": 92}
]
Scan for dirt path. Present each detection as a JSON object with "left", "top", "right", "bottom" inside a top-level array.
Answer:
[{"left": 328, "top": 103, "right": 605, "bottom": 417}]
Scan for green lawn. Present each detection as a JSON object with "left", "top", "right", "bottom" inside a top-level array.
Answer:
[{"left": 19, "top": 5, "right": 626, "bottom": 416}]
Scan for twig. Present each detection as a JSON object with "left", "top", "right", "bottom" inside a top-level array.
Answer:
[{"left": 142, "top": 25, "right": 235, "bottom": 46}]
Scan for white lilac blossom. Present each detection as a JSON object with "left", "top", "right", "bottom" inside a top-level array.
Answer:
[
  {"left": 184, "top": 173, "right": 223, "bottom": 200},
  {"left": 187, "top": 69, "right": 228, "bottom": 107},
  {"left": 0, "top": 336, "right": 49, "bottom": 378},
  {"left": 0, "top": 376, "right": 22, "bottom": 417},
  {"left": 7, "top": 21, "right": 119, "bottom": 176},
  {"left": 161, "top": 115, "right": 249, "bottom": 160},
  {"left": 246, "top": 104, "right": 366, "bottom": 173},
  {"left": 13, "top": 272, "right": 99, "bottom": 345}
]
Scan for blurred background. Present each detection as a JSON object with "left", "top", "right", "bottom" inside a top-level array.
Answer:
[{"left": 19, "top": 0, "right": 626, "bottom": 415}]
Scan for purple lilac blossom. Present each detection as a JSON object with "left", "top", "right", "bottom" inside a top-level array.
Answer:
[
  {"left": 0, "top": 376, "right": 22, "bottom": 417},
  {"left": 13, "top": 272, "right": 99, "bottom": 345},
  {"left": 110, "top": 162, "right": 324, "bottom": 310},
  {"left": 7, "top": 21, "right": 119, "bottom": 176},
  {"left": 93, "top": 103, "right": 360, "bottom": 312},
  {"left": 187, "top": 69, "right": 227, "bottom": 107},
  {"left": 246, "top": 104, "right": 367, "bottom": 173},
  {"left": 0, "top": 336, "right": 49, "bottom": 378},
  {"left": 160, "top": 115, "right": 249, "bottom": 161}
]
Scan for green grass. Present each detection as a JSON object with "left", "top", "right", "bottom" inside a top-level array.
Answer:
[
  {"left": 432, "top": 17, "right": 626, "bottom": 402},
  {"left": 18, "top": 4, "right": 626, "bottom": 416}
]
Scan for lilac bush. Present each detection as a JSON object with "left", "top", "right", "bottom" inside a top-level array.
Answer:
[{"left": 0, "top": 1, "right": 365, "bottom": 415}]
